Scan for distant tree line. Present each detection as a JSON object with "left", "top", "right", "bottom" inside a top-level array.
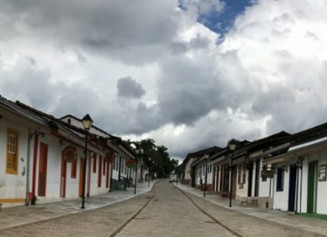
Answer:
[{"left": 127, "top": 138, "right": 178, "bottom": 178}]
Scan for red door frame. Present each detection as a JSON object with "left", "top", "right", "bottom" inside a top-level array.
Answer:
[
  {"left": 32, "top": 134, "right": 39, "bottom": 197},
  {"left": 38, "top": 143, "right": 48, "bottom": 196},
  {"left": 98, "top": 156, "right": 102, "bottom": 187}
]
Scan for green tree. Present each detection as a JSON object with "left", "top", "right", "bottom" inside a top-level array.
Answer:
[{"left": 128, "top": 139, "right": 177, "bottom": 178}]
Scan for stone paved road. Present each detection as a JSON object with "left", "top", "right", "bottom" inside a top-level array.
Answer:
[
  {"left": 1, "top": 180, "right": 326, "bottom": 237},
  {"left": 0, "top": 191, "right": 153, "bottom": 237},
  {"left": 114, "top": 181, "right": 234, "bottom": 237},
  {"left": 182, "top": 190, "right": 326, "bottom": 237}
]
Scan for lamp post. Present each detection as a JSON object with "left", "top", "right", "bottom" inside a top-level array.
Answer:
[
  {"left": 148, "top": 157, "right": 151, "bottom": 187},
  {"left": 81, "top": 114, "right": 93, "bottom": 209},
  {"left": 134, "top": 149, "right": 143, "bottom": 195},
  {"left": 228, "top": 139, "right": 237, "bottom": 208},
  {"left": 203, "top": 157, "right": 208, "bottom": 197}
]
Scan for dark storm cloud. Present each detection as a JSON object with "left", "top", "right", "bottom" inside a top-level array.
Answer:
[
  {"left": 0, "top": 57, "right": 59, "bottom": 110},
  {"left": 156, "top": 50, "right": 253, "bottom": 126},
  {"left": 117, "top": 77, "right": 145, "bottom": 99},
  {"left": 0, "top": 0, "right": 181, "bottom": 64}
]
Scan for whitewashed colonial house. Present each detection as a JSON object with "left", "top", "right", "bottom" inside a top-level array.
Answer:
[
  {"left": 191, "top": 147, "right": 222, "bottom": 191},
  {"left": 230, "top": 132, "right": 291, "bottom": 208},
  {"left": 181, "top": 151, "right": 205, "bottom": 186},
  {"left": 0, "top": 95, "right": 138, "bottom": 208},
  {"left": 264, "top": 123, "right": 327, "bottom": 214}
]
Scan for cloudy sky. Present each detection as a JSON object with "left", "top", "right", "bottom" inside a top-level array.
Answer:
[{"left": 1, "top": 0, "right": 327, "bottom": 160}]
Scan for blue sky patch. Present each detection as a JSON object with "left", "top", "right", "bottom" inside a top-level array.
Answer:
[{"left": 180, "top": 0, "right": 254, "bottom": 35}]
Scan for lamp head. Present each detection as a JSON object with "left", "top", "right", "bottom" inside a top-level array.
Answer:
[
  {"left": 228, "top": 139, "right": 237, "bottom": 151},
  {"left": 82, "top": 114, "right": 93, "bottom": 130}
]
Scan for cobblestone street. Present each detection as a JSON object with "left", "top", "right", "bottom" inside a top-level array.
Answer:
[
  {"left": 114, "top": 181, "right": 234, "bottom": 237},
  {"left": 0, "top": 180, "right": 326, "bottom": 237}
]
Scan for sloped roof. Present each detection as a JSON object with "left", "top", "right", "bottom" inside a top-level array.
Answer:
[
  {"left": 210, "top": 140, "right": 250, "bottom": 161},
  {"left": 15, "top": 100, "right": 127, "bottom": 154},
  {"left": 0, "top": 95, "right": 47, "bottom": 126},
  {"left": 232, "top": 131, "right": 292, "bottom": 158},
  {"left": 290, "top": 122, "right": 327, "bottom": 146},
  {"left": 60, "top": 114, "right": 120, "bottom": 140},
  {"left": 182, "top": 146, "right": 223, "bottom": 167}
]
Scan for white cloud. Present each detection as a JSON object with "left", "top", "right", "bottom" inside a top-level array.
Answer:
[{"left": 1, "top": 0, "right": 327, "bottom": 159}]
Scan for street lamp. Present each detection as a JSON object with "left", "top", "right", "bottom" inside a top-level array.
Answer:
[
  {"left": 81, "top": 114, "right": 93, "bottom": 209},
  {"left": 148, "top": 157, "right": 151, "bottom": 187},
  {"left": 203, "top": 156, "right": 208, "bottom": 198},
  {"left": 134, "top": 149, "right": 142, "bottom": 194},
  {"left": 228, "top": 139, "right": 237, "bottom": 208}
]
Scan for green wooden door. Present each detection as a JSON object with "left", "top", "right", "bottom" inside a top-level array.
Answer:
[{"left": 307, "top": 161, "right": 318, "bottom": 213}]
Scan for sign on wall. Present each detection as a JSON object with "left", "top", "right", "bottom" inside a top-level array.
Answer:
[
  {"left": 261, "top": 170, "right": 274, "bottom": 179},
  {"left": 105, "top": 150, "right": 115, "bottom": 163},
  {"left": 63, "top": 146, "right": 77, "bottom": 162},
  {"left": 126, "top": 160, "right": 137, "bottom": 168}
]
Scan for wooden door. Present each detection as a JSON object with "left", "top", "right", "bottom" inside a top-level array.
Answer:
[
  {"left": 38, "top": 143, "right": 48, "bottom": 196},
  {"left": 79, "top": 157, "right": 85, "bottom": 197},
  {"left": 307, "top": 161, "right": 318, "bottom": 213},
  {"left": 288, "top": 165, "right": 297, "bottom": 212},
  {"left": 254, "top": 159, "right": 260, "bottom": 197}
]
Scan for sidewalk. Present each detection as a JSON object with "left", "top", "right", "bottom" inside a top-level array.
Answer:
[
  {"left": 175, "top": 183, "right": 327, "bottom": 236},
  {"left": 0, "top": 181, "right": 155, "bottom": 231}
]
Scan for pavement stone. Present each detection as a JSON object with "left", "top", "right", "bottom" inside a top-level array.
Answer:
[
  {"left": 1, "top": 180, "right": 326, "bottom": 237},
  {"left": 0, "top": 181, "right": 155, "bottom": 231},
  {"left": 175, "top": 183, "right": 327, "bottom": 236},
  {"left": 115, "top": 181, "right": 235, "bottom": 237}
]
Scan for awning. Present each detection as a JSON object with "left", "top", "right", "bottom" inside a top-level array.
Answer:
[
  {"left": 289, "top": 136, "right": 327, "bottom": 151},
  {"left": 263, "top": 139, "right": 327, "bottom": 165}
]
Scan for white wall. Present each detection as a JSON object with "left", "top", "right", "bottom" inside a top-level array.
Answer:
[
  {"left": 30, "top": 132, "right": 111, "bottom": 201},
  {"left": 236, "top": 164, "right": 248, "bottom": 198},
  {"left": 184, "top": 158, "right": 194, "bottom": 180},
  {"left": 272, "top": 163, "right": 290, "bottom": 211},
  {"left": 259, "top": 160, "right": 271, "bottom": 197},
  {"left": 37, "top": 134, "right": 65, "bottom": 198},
  {"left": 0, "top": 114, "right": 29, "bottom": 200},
  {"left": 301, "top": 150, "right": 327, "bottom": 214},
  {"left": 317, "top": 151, "right": 327, "bottom": 214}
]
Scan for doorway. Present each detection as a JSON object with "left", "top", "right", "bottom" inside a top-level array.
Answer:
[
  {"left": 288, "top": 165, "right": 297, "bottom": 212},
  {"left": 307, "top": 160, "right": 318, "bottom": 213},
  {"left": 38, "top": 143, "right": 48, "bottom": 196},
  {"left": 254, "top": 160, "right": 260, "bottom": 197}
]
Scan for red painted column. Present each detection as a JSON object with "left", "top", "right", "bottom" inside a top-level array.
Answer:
[{"left": 31, "top": 134, "right": 39, "bottom": 196}]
